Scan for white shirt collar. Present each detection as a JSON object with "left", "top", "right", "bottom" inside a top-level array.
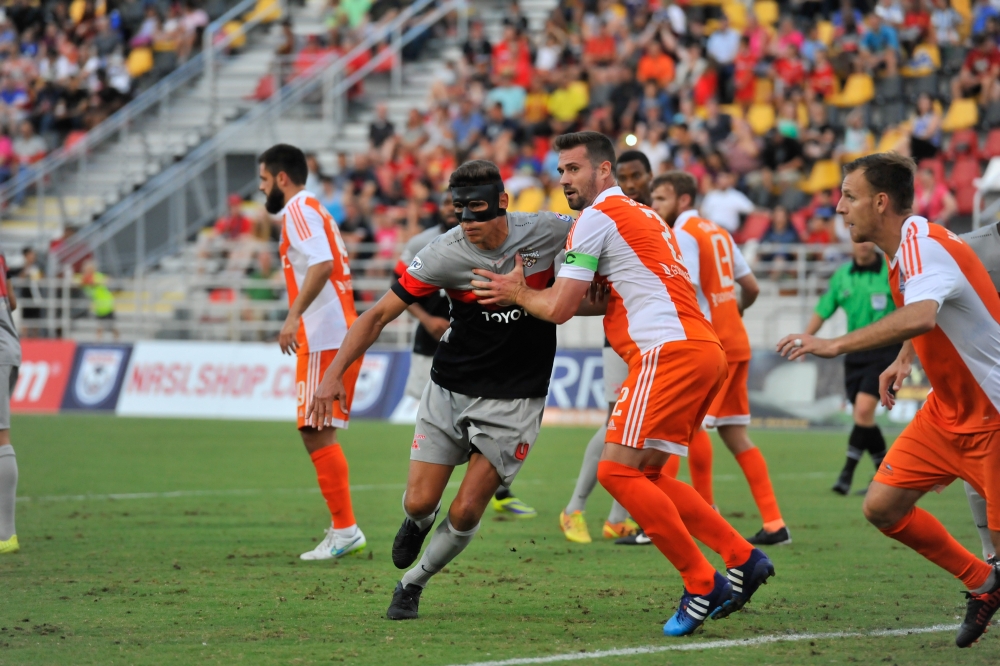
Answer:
[
  {"left": 592, "top": 185, "right": 624, "bottom": 206},
  {"left": 674, "top": 209, "right": 700, "bottom": 231}
]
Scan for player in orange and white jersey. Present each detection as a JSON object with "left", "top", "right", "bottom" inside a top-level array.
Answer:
[
  {"left": 472, "top": 132, "right": 775, "bottom": 637},
  {"left": 778, "top": 152, "right": 1000, "bottom": 649},
  {"left": 650, "top": 172, "right": 789, "bottom": 547},
  {"left": 258, "top": 144, "right": 366, "bottom": 561}
]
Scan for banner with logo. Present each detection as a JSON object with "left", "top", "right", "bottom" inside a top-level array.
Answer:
[
  {"left": 62, "top": 344, "right": 133, "bottom": 411},
  {"left": 12, "top": 340, "right": 77, "bottom": 413},
  {"left": 116, "top": 341, "right": 407, "bottom": 422}
]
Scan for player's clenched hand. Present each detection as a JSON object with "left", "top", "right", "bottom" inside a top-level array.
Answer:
[
  {"left": 471, "top": 254, "right": 526, "bottom": 306},
  {"left": 879, "top": 358, "right": 911, "bottom": 410},
  {"left": 308, "top": 369, "right": 348, "bottom": 431},
  {"left": 587, "top": 278, "right": 609, "bottom": 305},
  {"left": 776, "top": 333, "right": 838, "bottom": 360},
  {"left": 279, "top": 314, "right": 300, "bottom": 355}
]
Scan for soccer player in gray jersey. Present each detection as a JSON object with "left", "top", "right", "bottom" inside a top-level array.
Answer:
[
  {"left": 0, "top": 252, "right": 21, "bottom": 554},
  {"left": 392, "top": 192, "right": 539, "bottom": 519},
  {"left": 960, "top": 221, "right": 1000, "bottom": 563},
  {"left": 308, "top": 160, "right": 589, "bottom": 620}
]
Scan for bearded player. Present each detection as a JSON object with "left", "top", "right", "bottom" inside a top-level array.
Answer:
[
  {"left": 778, "top": 152, "right": 1000, "bottom": 648},
  {"left": 259, "top": 144, "right": 366, "bottom": 561},
  {"left": 309, "top": 160, "right": 580, "bottom": 620},
  {"left": 473, "top": 132, "right": 774, "bottom": 637},
  {"left": 650, "top": 171, "right": 789, "bottom": 546}
]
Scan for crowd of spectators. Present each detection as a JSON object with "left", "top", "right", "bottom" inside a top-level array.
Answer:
[{"left": 299, "top": 0, "right": 1000, "bottom": 290}]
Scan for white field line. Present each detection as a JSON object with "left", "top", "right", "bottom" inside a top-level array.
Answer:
[
  {"left": 15, "top": 471, "right": 835, "bottom": 504},
  {"left": 447, "top": 624, "right": 961, "bottom": 666}
]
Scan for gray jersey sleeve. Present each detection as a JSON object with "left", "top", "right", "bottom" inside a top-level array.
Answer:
[
  {"left": 399, "top": 226, "right": 443, "bottom": 268},
  {"left": 961, "top": 222, "right": 1000, "bottom": 292}
]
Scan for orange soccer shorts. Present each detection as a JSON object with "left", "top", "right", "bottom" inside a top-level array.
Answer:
[
  {"left": 296, "top": 349, "right": 363, "bottom": 430},
  {"left": 876, "top": 408, "right": 1000, "bottom": 529},
  {"left": 703, "top": 359, "right": 751, "bottom": 428},
  {"left": 606, "top": 340, "right": 727, "bottom": 455}
]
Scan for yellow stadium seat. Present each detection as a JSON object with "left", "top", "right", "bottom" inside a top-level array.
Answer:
[
  {"left": 753, "top": 1, "right": 780, "bottom": 26},
  {"left": 747, "top": 103, "right": 776, "bottom": 135},
  {"left": 797, "top": 102, "right": 809, "bottom": 127},
  {"left": 547, "top": 188, "right": 575, "bottom": 218},
  {"left": 704, "top": 18, "right": 721, "bottom": 35},
  {"left": 754, "top": 77, "right": 773, "bottom": 104},
  {"left": 941, "top": 98, "right": 979, "bottom": 131},
  {"left": 952, "top": 0, "right": 972, "bottom": 39},
  {"left": 900, "top": 43, "right": 941, "bottom": 77},
  {"left": 222, "top": 20, "right": 247, "bottom": 49},
  {"left": 126, "top": 47, "right": 153, "bottom": 78},
  {"left": 817, "top": 20, "right": 835, "bottom": 46},
  {"left": 722, "top": 2, "right": 747, "bottom": 30},
  {"left": 719, "top": 104, "right": 744, "bottom": 120},
  {"left": 509, "top": 187, "right": 545, "bottom": 214},
  {"left": 876, "top": 126, "right": 909, "bottom": 153},
  {"left": 829, "top": 73, "right": 875, "bottom": 108},
  {"left": 247, "top": 0, "right": 281, "bottom": 24},
  {"left": 800, "top": 160, "right": 842, "bottom": 194}
]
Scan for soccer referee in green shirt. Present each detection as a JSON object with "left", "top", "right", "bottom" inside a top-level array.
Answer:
[{"left": 804, "top": 241, "right": 900, "bottom": 495}]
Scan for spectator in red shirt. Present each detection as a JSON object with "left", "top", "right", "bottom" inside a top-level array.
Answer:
[
  {"left": 807, "top": 49, "right": 837, "bottom": 100},
  {"left": 774, "top": 43, "right": 806, "bottom": 94},
  {"left": 636, "top": 40, "right": 675, "bottom": 88},
  {"left": 952, "top": 32, "right": 1000, "bottom": 103},
  {"left": 733, "top": 37, "right": 758, "bottom": 106},
  {"left": 913, "top": 166, "right": 958, "bottom": 226},
  {"left": 214, "top": 194, "right": 252, "bottom": 239},
  {"left": 583, "top": 21, "right": 618, "bottom": 69}
]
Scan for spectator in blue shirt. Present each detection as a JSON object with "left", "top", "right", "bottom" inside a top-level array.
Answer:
[
  {"left": 484, "top": 71, "right": 526, "bottom": 118},
  {"left": 973, "top": 0, "right": 999, "bottom": 35},
  {"left": 451, "top": 98, "right": 485, "bottom": 154},
  {"left": 860, "top": 14, "right": 899, "bottom": 75}
]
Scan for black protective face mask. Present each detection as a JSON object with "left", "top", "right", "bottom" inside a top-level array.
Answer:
[
  {"left": 452, "top": 183, "right": 505, "bottom": 222},
  {"left": 264, "top": 183, "right": 286, "bottom": 215}
]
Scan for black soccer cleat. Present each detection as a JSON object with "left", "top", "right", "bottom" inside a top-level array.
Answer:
[
  {"left": 746, "top": 526, "right": 792, "bottom": 546},
  {"left": 715, "top": 548, "right": 775, "bottom": 619},
  {"left": 956, "top": 566, "right": 1000, "bottom": 648},
  {"left": 386, "top": 581, "right": 423, "bottom": 620},
  {"left": 831, "top": 471, "right": 852, "bottom": 495},
  {"left": 614, "top": 528, "right": 652, "bottom": 546},
  {"left": 392, "top": 515, "right": 436, "bottom": 569}
]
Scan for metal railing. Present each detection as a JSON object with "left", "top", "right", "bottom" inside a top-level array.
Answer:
[
  {"left": 0, "top": 0, "right": 284, "bottom": 239},
  {"left": 49, "top": 0, "right": 465, "bottom": 280}
]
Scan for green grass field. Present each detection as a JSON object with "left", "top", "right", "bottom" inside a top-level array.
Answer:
[{"left": 1, "top": 415, "right": 997, "bottom": 665}]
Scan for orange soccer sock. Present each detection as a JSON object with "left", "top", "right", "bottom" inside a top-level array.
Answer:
[
  {"left": 597, "top": 460, "right": 717, "bottom": 594},
  {"left": 663, "top": 455, "right": 680, "bottom": 479},
  {"left": 735, "top": 447, "right": 785, "bottom": 531},
  {"left": 649, "top": 468, "right": 753, "bottom": 569},
  {"left": 881, "top": 506, "right": 993, "bottom": 590},
  {"left": 310, "top": 444, "right": 356, "bottom": 529},
  {"left": 688, "top": 429, "right": 715, "bottom": 506}
]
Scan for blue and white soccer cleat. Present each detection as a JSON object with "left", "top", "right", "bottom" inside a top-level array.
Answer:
[
  {"left": 663, "top": 571, "right": 734, "bottom": 637},
  {"left": 300, "top": 527, "right": 367, "bottom": 560},
  {"left": 714, "top": 548, "right": 775, "bottom": 619}
]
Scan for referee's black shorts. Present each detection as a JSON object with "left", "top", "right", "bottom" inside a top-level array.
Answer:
[{"left": 844, "top": 346, "right": 902, "bottom": 404}]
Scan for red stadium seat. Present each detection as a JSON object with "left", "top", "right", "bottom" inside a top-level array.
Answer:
[
  {"left": 955, "top": 184, "right": 977, "bottom": 215},
  {"left": 949, "top": 157, "right": 982, "bottom": 190},
  {"left": 945, "top": 128, "right": 980, "bottom": 161},
  {"left": 918, "top": 158, "right": 945, "bottom": 183},
  {"left": 733, "top": 212, "right": 771, "bottom": 243},
  {"left": 791, "top": 210, "right": 809, "bottom": 237},
  {"left": 984, "top": 129, "right": 1000, "bottom": 159}
]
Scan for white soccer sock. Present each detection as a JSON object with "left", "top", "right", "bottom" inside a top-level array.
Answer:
[
  {"left": 0, "top": 444, "right": 16, "bottom": 541},
  {"left": 403, "top": 493, "right": 439, "bottom": 532},
  {"left": 333, "top": 525, "right": 358, "bottom": 539},
  {"left": 566, "top": 425, "right": 606, "bottom": 514},
  {"left": 400, "top": 517, "right": 479, "bottom": 589},
  {"left": 965, "top": 482, "right": 995, "bottom": 559}
]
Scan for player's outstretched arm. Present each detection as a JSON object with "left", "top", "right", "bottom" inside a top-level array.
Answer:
[
  {"left": 471, "top": 255, "right": 592, "bottom": 324},
  {"left": 776, "top": 299, "right": 938, "bottom": 361},
  {"left": 307, "top": 290, "right": 409, "bottom": 429}
]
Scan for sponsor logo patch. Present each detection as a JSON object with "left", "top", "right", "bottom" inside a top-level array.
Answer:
[
  {"left": 518, "top": 247, "right": 539, "bottom": 268},
  {"left": 514, "top": 442, "right": 530, "bottom": 461},
  {"left": 74, "top": 348, "right": 126, "bottom": 406},
  {"left": 410, "top": 256, "right": 423, "bottom": 271},
  {"left": 412, "top": 434, "right": 426, "bottom": 450}
]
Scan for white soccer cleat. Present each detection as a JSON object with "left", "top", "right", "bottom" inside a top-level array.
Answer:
[{"left": 300, "top": 527, "right": 367, "bottom": 560}]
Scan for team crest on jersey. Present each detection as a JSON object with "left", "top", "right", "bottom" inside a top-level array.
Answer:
[
  {"left": 555, "top": 213, "right": 573, "bottom": 223},
  {"left": 410, "top": 256, "right": 423, "bottom": 271},
  {"left": 412, "top": 434, "right": 426, "bottom": 450},
  {"left": 518, "top": 247, "right": 540, "bottom": 268}
]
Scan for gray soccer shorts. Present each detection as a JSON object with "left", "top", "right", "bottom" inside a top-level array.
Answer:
[
  {"left": 602, "top": 347, "right": 628, "bottom": 404},
  {"left": 0, "top": 365, "right": 18, "bottom": 430},
  {"left": 404, "top": 352, "right": 434, "bottom": 400},
  {"left": 410, "top": 380, "right": 545, "bottom": 486}
]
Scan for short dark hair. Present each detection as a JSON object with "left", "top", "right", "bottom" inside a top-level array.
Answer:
[
  {"left": 651, "top": 171, "right": 698, "bottom": 204},
  {"left": 617, "top": 150, "right": 652, "bottom": 175},
  {"left": 259, "top": 144, "right": 308, "bottom": 186},
  {"left": 449, "top": 160, "right": 504, "bottom": 189},
  {"left": 21, "top": 246, "right": 34, "bottom": 256},
  {"left": 843, "top": 152, "right": 916, "bottom": 213},
  {"left": 553, "top": 131, "right": 617, "bottom": 172}
]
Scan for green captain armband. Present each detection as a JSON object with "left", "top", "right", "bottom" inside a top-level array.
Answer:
[{"left": 564, "top": 250, "right": 599, "bottom": 271}]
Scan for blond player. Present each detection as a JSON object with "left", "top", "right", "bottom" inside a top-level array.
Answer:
[
  {"left": 259, "top": 144, "right": 366, "bottom": 560},
  {"left": 778, "top": 153, "right": 1000, "bottom": 648},
  {"left": 472, "top": 132, "right": 775, "bottom": 637},
  {"left": 650, "top": 172, "right": 789, "bottom": 546}
]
